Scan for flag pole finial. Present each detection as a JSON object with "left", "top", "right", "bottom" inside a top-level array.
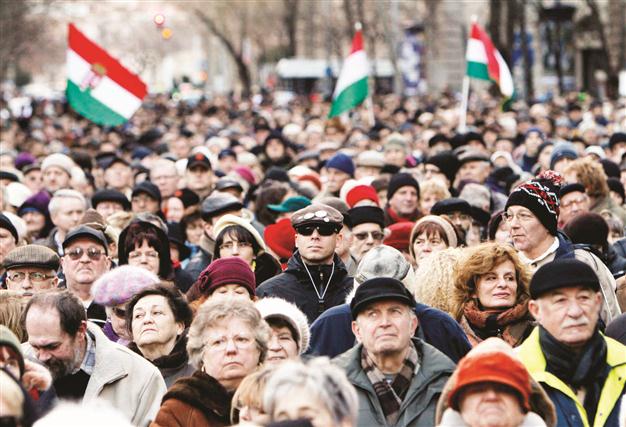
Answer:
[{"left": 355, "top": 22, "right": 362, "bottom": 31}]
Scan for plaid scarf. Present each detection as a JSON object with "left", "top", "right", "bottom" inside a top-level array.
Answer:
[{"left": 360, "top": 340, "right": 419, "bottom": 426}]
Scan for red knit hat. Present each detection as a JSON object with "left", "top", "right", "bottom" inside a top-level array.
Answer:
[
  {"left": 346, "top": 185, "right": 380, "bottom": 208},
  {"left": 448, "top": 351, "right": 531, "bottom": 411},
  {"left": 264, "top": 218, "right": 296, "bottom": 261},
  {"left": 198, "top": 257, "right": 256, "bottom": 296},
  {"left": 383, "top": 221, "right": 414, "bottom": 251},
  {"left": 298, "top": 174, "right": 322, "bottom": 191}
]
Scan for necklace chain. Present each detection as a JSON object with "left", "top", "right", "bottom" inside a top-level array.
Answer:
[{"left": 302, "top": 259, "right": 335, "bottom": 303}]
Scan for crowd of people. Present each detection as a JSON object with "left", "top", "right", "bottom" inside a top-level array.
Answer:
[{"left": 1, "top": 88, "right": 626, "bottom": 427}]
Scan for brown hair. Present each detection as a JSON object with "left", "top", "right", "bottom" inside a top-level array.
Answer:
[
  {"left": 230, "top": 364, "right": 276, "bottom": 423},
  {"left": 0, "top": 291, "right": 26, "bottom": 342},
  {"left": 562, "top": 157, "right": 609, "bottom": 199},
  {"left": 451, "top": 243, "right": 531, "bottom": 320}
]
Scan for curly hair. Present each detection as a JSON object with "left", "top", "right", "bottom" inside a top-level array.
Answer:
[
  {"left": 186, "top": 298, "right": 270, "bottom": 370},
  {"left": 451, "top": 242, "right": 531, "bottom": 321},
  {"left": 562, "top": 157, "right": 609, "bottom": 199}
]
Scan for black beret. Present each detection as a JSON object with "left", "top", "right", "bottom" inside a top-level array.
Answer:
[
  {"left": 529, "top": 259, "right": 600, "bottom": 299},
  {"left": 350, "top": 277, "right": 416, "bottom": 319}
]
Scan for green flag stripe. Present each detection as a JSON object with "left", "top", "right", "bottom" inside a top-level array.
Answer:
[
  {"left": 466, "top": 61, "right": 491, "bottom": 82},
  {"left": 329, "top": 77, "right": 368, "bottom": 118},
  {"left": 66, "top": 80, "right": 127, "bottom": 126}
]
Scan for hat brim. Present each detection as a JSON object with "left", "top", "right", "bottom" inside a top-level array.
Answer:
[
  {"left": 351, "top": 294, "right": 414, "bottom": 319},
  {"left": 267, "top": 204, "right": 289, "bottom": 213}
]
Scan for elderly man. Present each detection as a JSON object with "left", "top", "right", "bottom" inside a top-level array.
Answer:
[
  {"left": 131, "top": 181, "right": 161, "bottom": 216},
  {"left": 456, "top": 150, "right": 491, "bottom": 185},
  {"left": 41, "top": 153, "right": 74, "bottom": 193},
  {"left": 150, "top": 158, "right": 179, "bottom": 199},
  {"left": 320, "top": 153, "right": 354, "bottom": 198},
  {"left": 36, "top": 189, "right": 87, "bottom": 255},
  {"left": 504, "top": 177, "right": 621, "bottom": 324},
  {"left": 3, "top": 245, "right": 59, "bottom": 296},
  {"left": 309, "top": 245, "right": 471, "bottom": 362},
  {"left": 92, "top": 189, "right": 131, "bottom": 220},
  {"left": 384, "top": 173, "right": 420, "bottom": 226},
  {"left": 558, "top": 183, "right": 590, "bottom": 228},
  {"left": 102, "top": 156, "right": 133, "bottom": 195},
  {"left": 257, "top": 204, "right": 353, "bottom": 323},
  {"left": 348, "top": 206, "right": 386, "bottom": 261},
  {"left": 334, "top": 277, "right": 455, "bottom": 426},
  {"left": 519, "top": 259, "right": 626, "bottom": 427},
  {"left": 60, "top": 226, "right": 110, "bottom": 325},
  {"left": 22, "top": 291, "right": 166, "bottom": 426}
]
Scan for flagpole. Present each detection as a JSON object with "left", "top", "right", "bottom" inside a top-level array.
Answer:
[
  {"left": 355, "top": 21, "right": 375, "bottom": 129},
  {"left": 458, "top": 15, "right": 478, "bottom": 133}
]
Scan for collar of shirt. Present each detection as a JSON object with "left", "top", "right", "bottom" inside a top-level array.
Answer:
[
  {"left": 77, "top": 330, "right": 96, "bottom": 376},
  {"left": 518, "top": 236, "right": 559, "bottom": 267},
  {"left": 54, "top": 231, "right": 64, "bottom": 256}
]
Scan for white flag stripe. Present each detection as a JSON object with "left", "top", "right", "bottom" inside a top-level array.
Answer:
[
  {"left": 466, "top": 38, "right": 488, "bottom": 63},
  {"left": 332, "top": 50, "right": 368, "bottom": 98},
  {"left": 67, "top": 49, "right": 142, "bottom": 119},
  {"left": 495, "top": 51, "right": 514, "bottom": 97}
]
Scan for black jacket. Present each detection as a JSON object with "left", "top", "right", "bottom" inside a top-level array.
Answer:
[{"left": 256, "top": 251, "right": 354, "bottom": 323}]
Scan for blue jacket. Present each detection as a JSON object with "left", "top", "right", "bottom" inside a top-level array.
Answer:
[
  {"left": 308, "top": 302, "right": 471, "bottom": 363},
  {"left": 518, "top": 328, "right": 626, "bottom": 427}
]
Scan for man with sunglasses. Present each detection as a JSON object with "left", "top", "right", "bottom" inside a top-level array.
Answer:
[
  {"left": 3, "top": 245, "right": 59, "bottom": 297},
  {"left": 60, "top": 225, "right": 111, "bottom": 326},
  {"left": 257, "top": 204, "right": 354, "bottom": 323},
  {"left": 347, "top": 205, "right": 386, "bottom": 262}
]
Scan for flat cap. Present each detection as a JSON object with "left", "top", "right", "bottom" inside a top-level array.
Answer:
[
  {"left": 350, "top": 277, "right": 415, "bottom": 319},
  {"left": 200, "top": 193, "right": 243, "bottom": 220},
  {"left": 3, "top": 244, "right": 60, "bottom": 271},
  {"left": 92, "top": 189, "right": 131, "bottom": 210},
  {"left": 530, "top": 258, "right": 599, "bottom": 299},
  {"left": 132, "top": 181, "right": 162, "bottom": 203},
  {"left": 291, "top": 203, "right": 343, "bottom": 228}
]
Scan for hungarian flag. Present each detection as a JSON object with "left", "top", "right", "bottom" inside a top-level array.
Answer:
[
  {"left": 67, "top": 24, "right": 147, "bottom": 126},
  {"left": 466, "top": 23, "right": 514, "bottom": 98},
  {"left": 328, "top": 25, "right": 369, "bottom": 118}
]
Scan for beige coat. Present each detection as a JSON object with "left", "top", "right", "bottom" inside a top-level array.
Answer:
[{"left": 24, "top": 323, "right": 167, "bottom": 427}]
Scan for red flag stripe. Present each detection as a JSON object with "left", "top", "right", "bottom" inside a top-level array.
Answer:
[
  {"left": 470, "top": 23, "right": 500, "bottom": 84},
  {"left": 350, "top": 30, "right": 363, "bottom": 54},
  {"left": 68, "top": 24, "right": 147, "bottom": 100}
]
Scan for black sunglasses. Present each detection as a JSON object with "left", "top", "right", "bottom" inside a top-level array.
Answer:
[{"left": 295, "top": 224, "right": 339, "bottom": 236}]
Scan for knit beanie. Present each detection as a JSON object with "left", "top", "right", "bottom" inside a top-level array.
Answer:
[
  {"left": 197, "top": 257, "right": 256, "bottom": 296},
  {"left": 0, "top": 326, "right": 25, "bottom": 376},
  {"left": 387, "top": 173, "right": 420, "bottom": 200},
  {"left": 91, "top": 265, "right": 160, "bottom": 307},
  {"left": 409, "top": 215, "right": 458, "bottom": 258},
  {"left": 448, "top": 349, "right": 531, "bottom": 412},
  {"left": 600, "top": 159, "right": 620, "bottom": 179},
  {"left": 346, "top": 185, "right": 380, "bottom": 208},
  {"left": 0, "top": 213, "right": 19, "bottom": 243},
  {"left": 550, "top": 142, "right": 578, "bottom": 169},
  {"left": 325, "top": 153, "right": 355, "bottom": 177},
  {"left": 505, "top": 173, "right": 562, "bottom": 236},
  {"left": 255, "top": 297, "right": 310, "bottom": 354},
  {"left": 529, "top": 258, "right": 600, "bottom": 299},
  {"left": 563, "top": 212, "right": 608, "bottom": 249},
  {"left": 425, "top": 151, "right": 460, "bottom": 184},
  {"left": 607, "top": 177, "right": 625, "bottom": 203},
  {"left": 383, "top": 221, "right": 414, "bottom": 252},
  {"left": 264, "top": 218, "right": 296, "bottom": 262}
]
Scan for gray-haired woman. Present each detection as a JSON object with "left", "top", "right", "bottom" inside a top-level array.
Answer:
[
  {"left": 263, "top": 358, "right": 358, "bottom": 427},
  {"left": 150, "top": 298, "right": 270, "bottom": 427}
]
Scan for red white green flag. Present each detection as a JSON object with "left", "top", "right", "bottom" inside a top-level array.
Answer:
[
  {"left": 466, "top": 23, "right": 514, "bottom": 98},
  {"left": 328, "top": 26, "right": 369, "bottom": 118},
  {"left": 67, "top": 24, "right": 147, "bottom": 126}
]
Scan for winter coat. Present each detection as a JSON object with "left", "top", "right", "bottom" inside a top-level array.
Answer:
[
  {"left": 308, "top": 302, "right": 471, "bottom": 363},
  {"left": 256, "top": 251, "right": 354, "bottom": 323},
  {"left": 150, "top": 370, "right": 232, "bottom": 427},
  {"left": 23, "top": 322, "right": 167, "bottom": 427},
  {"left": 34, "top": 227, "right": 62, "bottom": 255},
  {"left": 334, "top": 337, "right": 455, "bottom": 427},
  {"left": 184, "top": 235, "right": 213, "bottom": 281},
  {"left": 129, "top": 332, "right": 195, "bottom": 388},
  {"left": 591, "top": 195, "right": 626, "bottom": 226},
  {"left": 518, "top": 328, "right": 626, "bottom": 427}
]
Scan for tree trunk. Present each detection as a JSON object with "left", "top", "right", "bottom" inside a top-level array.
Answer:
[
  {"left": 519, "top": 0, "right": 534, "bottom": 101},
  {"left": 282, "top": 0, "right": 299, "bottom": 57},
  {"left": 194, "top": 10, "right": 252, "bottom": 97},
  {"left": 488, "top": 0, "right": 502, "bottom": 53},
  {"left": 585, "top": 0, "right": 618, "bottom": 98}
]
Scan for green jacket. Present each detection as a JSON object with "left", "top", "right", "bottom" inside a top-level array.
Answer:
[{"left": 334, "top": 338, "right": 455, "bottom": 427}]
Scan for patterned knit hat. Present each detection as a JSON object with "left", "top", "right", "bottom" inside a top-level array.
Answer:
[{"left": 505, "top": 172, "right": 563, "bottom": 236}]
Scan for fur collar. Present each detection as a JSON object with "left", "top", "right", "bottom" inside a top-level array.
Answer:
[{"left": 438, "top": 408, "right": 547, "bottom": 427}]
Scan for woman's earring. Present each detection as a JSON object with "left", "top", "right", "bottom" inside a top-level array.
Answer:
[{"left": 251, "top": 259, "right": 257, "bottom": 271}]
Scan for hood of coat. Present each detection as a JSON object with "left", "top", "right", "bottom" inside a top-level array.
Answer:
[
  {"left": 118, "top": 220, "right": 173, "bottom": 280},
  {"left": 437, "top": 408, "right": 547, "bottom": 427}
]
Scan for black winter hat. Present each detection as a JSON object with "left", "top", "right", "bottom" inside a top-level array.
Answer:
[
  {"left": 600, "top": 159, "right": 620, "bottom": 179},
  {"left": 563, "top": 212, "right": 609, "bottom": 249},
  {"left": 608, "top": 132, "right": 626, "bottom": 150},
  {"left": 505, "top": 177, "right": 560, "bottom": 236},
  {"left": 350, "top": 277, "right": 416, "bottom": 319},
  {"left": 387, "top": 173, "right": 420, "bottom": 200},
  {"left": 92, "top": 189, "right": 131, "bottom": 211},
  {"left": 425, "top": 151, "right": 460, "bottom": 183},
  {"left": 529, "top": 258, "right": 600, "bottom": 299},
  {"left": 559, "top": 183, "right": 586, "bottom": 199},
  {"left": 347, "top": 206, "right": 385, "bottom": 229},
  {"left": 132, "top": 181, "right": 162, "bottom": 203},
  {"left": 431, "top": 197, "right": 471, "bottom": 216},
  {"left": 607, "top": 178, "right": 625, "bottom": 203}
]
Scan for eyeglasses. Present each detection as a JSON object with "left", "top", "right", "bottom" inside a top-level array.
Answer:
[
  {"left": 561, "top": 196, "right": 588, "bottom": 209},
  {"left": 66, "top": 247, "right": 106, "bottom": 261},
  {"left": 353, "top": 231, "right": 385, "bottom": 241},
  {"left": 205, "top": 334, "right": 255, "bottom": 352},
  {"left": 128, "top": 250, "right": 159, "bottom": 260},
  {"left": 295, "top": 224, "right": 339, "bottom": 236},
  {"left": 6, "top": 271, "right": 55, "bottom": 283},
  {"left": 112, "top": 307, "right": 126, "bottom": 318},
  {"left": 220, "top": 241, "right": 253, "bottom": 251},
  {"left": 502, "top": 211, "right": 535, "bottom": 223}
]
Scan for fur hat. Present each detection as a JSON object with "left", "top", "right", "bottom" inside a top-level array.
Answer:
[
  {"left": 91, "top": 265, "right": 160, "bottom": 306},
  {"left": 255, "top": 297, "right": 310, "bottom": 354},
  {"left": 41, "top": 153, "right": 75, "bottom": 176}
]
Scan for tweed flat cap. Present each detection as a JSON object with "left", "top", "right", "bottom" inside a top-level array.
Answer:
[{"left": 3, "top": 244, "right": 60, "bottom": 271}]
